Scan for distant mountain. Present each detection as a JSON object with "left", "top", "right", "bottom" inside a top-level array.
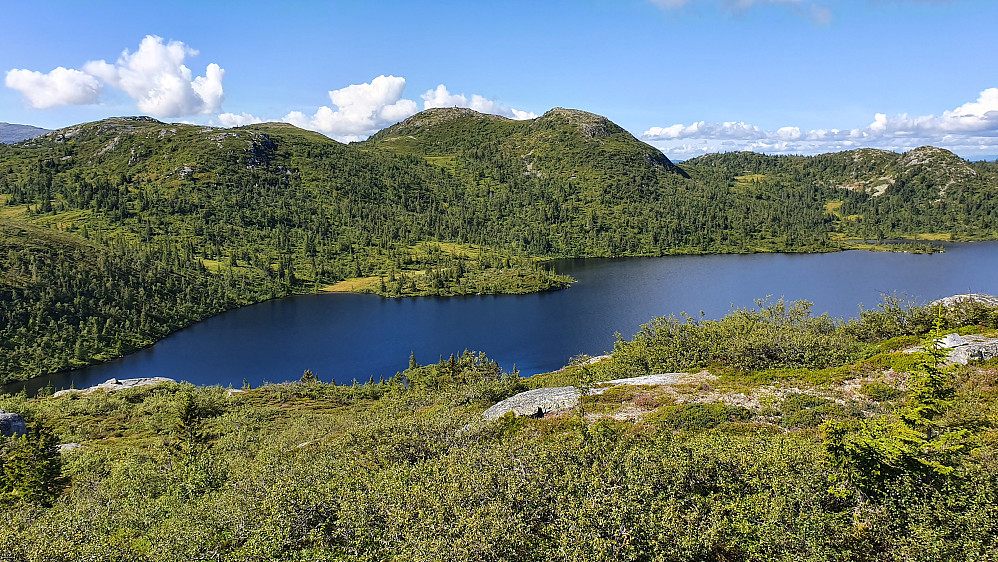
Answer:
[{"left": 0, "top": 122, "right": 51, "bottom": 144}]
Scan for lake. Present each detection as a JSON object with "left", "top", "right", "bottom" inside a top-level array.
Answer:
[{"left": 8, "top": 242, "right": 998, "bottom": 394}]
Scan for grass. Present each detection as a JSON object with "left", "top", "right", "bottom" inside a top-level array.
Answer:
[
  {"left": 29, "top": 209, "right": 93, "bottom": 231},
  {"left": 914, "top": 232, "right": 953, "bottom": 241},
  {"left": 410, "top": 241, "right": 484, "bottom": 260},
  {"left": 0, "top": 204, "right": 28, "bottom": 219},
  {"left": 423, "top": 155, "right": 458, "bottom": 173},
  {"left": 733, "top": 174, "right": 767, "bottom": 194},
  {"left": 321, "top": 277, "right": 381, "bottom": 293}
]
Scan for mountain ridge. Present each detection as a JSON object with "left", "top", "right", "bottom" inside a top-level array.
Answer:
[{"left": 0, "top": 122, "right": 51, "bottom": 144}]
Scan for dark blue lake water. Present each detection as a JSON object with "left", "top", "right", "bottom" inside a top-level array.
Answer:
[{"left": 9, "top": 242, "right": 998, "bottom": 394}]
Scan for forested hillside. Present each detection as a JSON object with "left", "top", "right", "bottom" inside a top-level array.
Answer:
[
  {"left": 0, "top": 109, "right": 996, "bottom": 383},
  {"left": 684, "top": 147, "right": 998, "bottom": 242}
]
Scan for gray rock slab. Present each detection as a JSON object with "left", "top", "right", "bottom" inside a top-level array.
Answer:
[
  {"left": 483, "top": 373, "right": 692, "bottom": 420},
  {"left": 948, "top": 336, "right": 998, "bottom": 365},
  {"left": 53, "top": 377, "right": 176, "bottom": 398},
  {"left": 596, "top": 373, "right": 685, "bottom": 388},
  {"left": 0, "top": 410, "right": 27, "bottom": 437},
  {"left": 483, "top": 387, "right": 581, "bottom": 421},
  {"left": 904, "top": 333, "right": 998, "bottom": 365},
  {"left": 931, "top": 293, "right": 998, "bottom": 308}
]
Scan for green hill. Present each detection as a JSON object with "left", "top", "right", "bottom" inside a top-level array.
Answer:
[
  {"left": 684, "top": 146, "right": 998, "bottom": 241},
  {"left": 1, "top": 110, "right": 996, "bottom": 382}
]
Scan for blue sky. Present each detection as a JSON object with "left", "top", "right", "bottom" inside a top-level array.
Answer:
[{"left": 2, "top": 0, "right": 996, "bottom": 158}]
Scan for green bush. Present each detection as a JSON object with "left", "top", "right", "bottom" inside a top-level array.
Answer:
[
  {"left": 862, "top": 381, "right": 905, "bottom": 402},
  {"left": 598, "top": 299, "right": 861, "bottom": 379},
  {"left": 648, "top": 402, "right": 752, "bottom": 430}
]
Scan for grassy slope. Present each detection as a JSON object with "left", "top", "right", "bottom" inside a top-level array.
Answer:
[{"left": 1, "top": 299, "right": 997, "bottom": 559}]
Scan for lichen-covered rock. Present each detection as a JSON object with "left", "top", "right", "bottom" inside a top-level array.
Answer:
[
  {"left": 482, "top": 387, "right": 581, "bottom": 421},
  {"left": 946, "top": 336, "right": 998, "bottom": 365},
  {"left": 930, "top": 293, "right": 998, "bottom": 308},
  {"left": 905, "top": 333, "right": 998, "bottom": 365},
  {"left": 0, "top": 410, "right": 27, "bottom": 437},
  {"left": 483, "top": 373, "right": 695, "bottom": 421},
  {"left": 53, "top": 377, "right": 176, "bottom": 398},
  {"left": 595, "top": 373, "right": 684, "bottom": 389}
]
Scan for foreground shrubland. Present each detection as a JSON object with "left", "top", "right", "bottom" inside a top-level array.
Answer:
[{"left": 1, "top": 298, "right": 997, "bottom": 561}]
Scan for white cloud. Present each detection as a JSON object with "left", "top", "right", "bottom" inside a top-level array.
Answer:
[
  {"left": 643, "top": 87, "right": 998, "bottom": 159},
  {"left": 275, "top": 77, "right": 536, "bottom": 141},
  {"left": 217, "top": 112, "right": 264, "bottom": 127},
  {"left": 83, "top": 35, "right": 224, "bottom": 117},
  {"left": 644, "top": 121, "right": 767, "bottom": 140},
  {"left": 280, "top": 75, "right": 418, "bottom": 142},
  {"left": 421, "top": 84, "right": 537, "bottom": 120},
  {"left": 5, "top": 35, "right": 224, "bottom": 118},
  {"left": 5, "top": 66, "right": 103, "bottom": 108}
]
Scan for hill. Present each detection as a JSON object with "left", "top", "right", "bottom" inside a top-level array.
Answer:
[
  {"left": 0, "top": 123, "right": 50, "bottom": 144},
  {"left": 0, "top": 110, "right": 996, "bottom": 383},
  {"left": 366, "top": 106, "right": 689, "bottom": 178},
  {"left": 684, "top": 146, "right": 998, "bottom": 242}
]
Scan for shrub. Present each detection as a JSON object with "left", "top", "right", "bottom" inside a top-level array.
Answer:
[
  {"left": 862, "top": 381, "right": 905, "bottom": 402},
  {"left": 648, "top": 402, "right": 752, "bottom": 430},
  {"left": 600, "top": 298, "right": 861, "bottom": 377}
]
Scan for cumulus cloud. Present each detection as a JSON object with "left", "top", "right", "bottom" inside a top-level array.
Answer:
[
  {"left": 5, "top": 35, "right": 224, "bottom": 118},
  {"left": 217, "top": 112, "right": 264, "bottom": 127},
  {"left": 644, "top": 121, "right": 767, "bottom": 140},
  {"left": 279, "top": 75, "right": 418, "bottom": 142},
  {"left": 421, "top": 85, "right": 537, "bottom": 120},
  {"left": 5, "top": 67, "right": 103, "bottom": 108},
  {"left": 82, "top": 35, "right": 224, "bottom": 117},
  {"left": 643, "top": 87, "right": 998, "bottom": 159},
  {"left": 273, "top": 77, "right": 536, "bottom": 141}
]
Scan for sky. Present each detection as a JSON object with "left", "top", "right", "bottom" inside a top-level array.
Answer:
[{"left": 1, "top": 0, "right": 996, "bottom": 159}]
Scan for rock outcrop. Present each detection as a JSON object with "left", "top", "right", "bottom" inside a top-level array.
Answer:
[
  {"left": 930, "top": 293, "right": 998, "bottom": 309},
  {"left": 53, "top": 377, "right": 176, "bottom": 398},
  {"left": 936, "top": 333, "right": 998, "bottom": 365},
  {"left": 483, "top": 373, "right": 691, "bottom": 421},
  {"left": 594, "top": 373, "right": 684, "bottom": 389},
  {"left": 483, "top": 387, "right": 582, "bottom": 421},
  {"left": 0, "top": 410, "right": 27, "bottom": 437},
  {"left": 904, "top": 332, "right": 998, "bottom": 365}
]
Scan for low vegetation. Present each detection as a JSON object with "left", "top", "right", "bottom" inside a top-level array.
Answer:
[{"left": 2, "top": 297, "right": 997, "bottom": 560}]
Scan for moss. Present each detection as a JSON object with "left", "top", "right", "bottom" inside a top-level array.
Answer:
[
  {"left": 859, "top": 351, "right": 929, "bottom": 374},
  {"left": 647, "top": 402, "right": 752, "bottom": 430}
]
